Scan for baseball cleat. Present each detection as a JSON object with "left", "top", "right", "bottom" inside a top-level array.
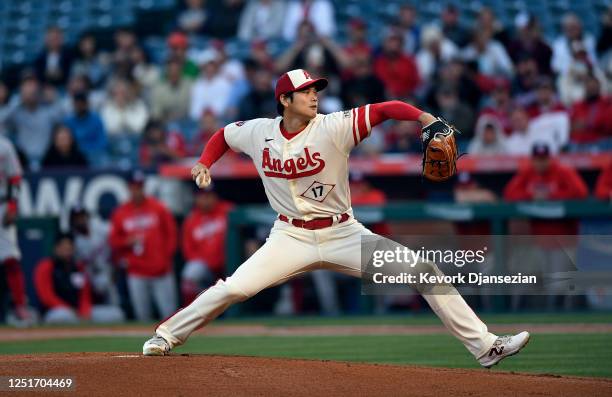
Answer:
[
  {"left": 143, "top": 335, "right": 171, "bottom": 356},
  {"left": 478, "top": 331, "right": 530, "bottom": 368}
]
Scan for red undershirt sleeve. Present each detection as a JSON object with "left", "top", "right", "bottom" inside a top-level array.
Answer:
[
  {"left": 198, "top": 128, "right": 229, "bottom": 168},
  {"left": 369, "top": 101, "right": 424, "bottom": 128}
]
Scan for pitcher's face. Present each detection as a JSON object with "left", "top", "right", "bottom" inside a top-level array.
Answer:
[{"left": 286, "top": 86, "right": 319, "bottom": 119}]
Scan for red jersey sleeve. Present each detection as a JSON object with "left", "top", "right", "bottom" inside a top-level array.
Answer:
[{"left": 198, "top": 128, "right": 229, "bottom": 168}]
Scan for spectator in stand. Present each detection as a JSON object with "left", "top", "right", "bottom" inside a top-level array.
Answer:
[
  {"left": 340, "top": 53, "right": 385, "bottom": 109},
  {"left": 69, "top": 206, "right": 122, "bottom": 308},
  {"left": 109, "top": 171, "right": 178, "bottom": 321},
  {"left": 526, "top": 77, "right": 569, "bottom": 154},
  {"left": 211, "top": 41, "right": 247, "bottom": 113},
  {"left": 204, "top": 0, "right": 245, "bottom": 39},
  {"left": 283, "top": 0, "right": 336, "bottom": 42},
  {"left": 468, "top": 115, "right": 507, "bottom": 155},
  {"left": 385, "top": 120, "right": 421, "bottom": 154},
  {"left": 597, "top": 6, "right": 612, "bottom": 57},
  {"left": 238, "top": 0, "right": 286, "bottom": 42},
  {"left": 248, "top": 41, "right": 275, "bottom": 71},
  {"left": 192, "top": 109, "right": 217, "bottom": 154},
  {"left": 275, "top": 21, "right": 348, "bottom": 78},
  {"left": 42, "top": 124, "right": 88, "bottom": 168},
  {"left": 61, "top": 74, "right": 106, "bottom": 114},
  {"left": 552, "top": 13, "right": 597, "bottom": 76},
  {"left": 374, "top": 29, "right": 420, "bottom": 99},
  {"left": 504, "top": 143, "right": 588, "bottom": 310},
  {"left": 64, "top": 92, "right": 107, "bottom": 166},
  {"left": 507, "top": 14, "right": 552, "bottom": 76},
  {"left": 557, "top": 40, "right": 607, "bottom": 106},
  {"left": 396, "top": 4, "right": 420, "bottom": 55},
  {"left": 139, "top": 120, "right": 187, "bottom": 167},
  {"left": 429, "top": 58, "right": 481, "bottom": 109},
  {"left": 506, "top": 107, "right": 533, "bottom": 156},
  {"left": 595, "top": 160, "right": 612, "bottom": 200},
  {"left": 178, "top": 0, "right": 208, "bottom": 34},
  {"left": 5, "top": 75, "right": 64, "bottom": 169},
  {"left": 111, "top": 27, "right": 139, "bottom": 80},
  {"left": 131, "top": 47, "right": 160, "bottom": 102},
  {"left": 181, "top": 184, "right": 233, "bottom": 305},
  {"left": 597, "top": 8, "right": 612, "bottom": 96},
  {"left": 512, "top": 55, "right": 540, "bottom": 108},
  {"left": 527, "top": 77, "right": 566, "bottom": 118},
  {"left": 461, "top": 28, "right": 514, "bottom": 80},
  {"left": 34, "top": 26, "right": 73, "bottom": 87},
  {"left": 192, "top": 109, "right": 225, "bottom": 156},
  {"left": 0, "top": 81, "right": 15, "bottom": 136},
  {"left": 101, "top": 79, "right": 149, "bottom": 136},
  {"left": 477, "top": 79, "right": 514, "bottom": 134},
  {"left": 569, "top": 74, "right": 612, "bottom": 144},
  {"left": 151, "top": 59, "right": 193, "bottom": 123},
  {"left": 433, "top": 85, "right": 475, "bottom": 140},
  {"left": 416, "top": 24, "right": 459, "bottom": 86},
  {"left": 342, "top": 18, "right": 372, "bottom": 62},
  {"left": 477, "top": 7, "right": 511, "bottom": 49},
  {"left": 34, "top": 233, "right": 124, "bottom": 324},
  {"left": 167, "top": 32, "right": 199, "bottom": 80},
  {"left": 238, "top": 68, "right": 276, "bottom": 120},
  {"left": 71, "top": 33, "right": 110, "bottom": 89},
  {"left": 190, "top": 49, "right": 233, "bottom": 119},
  {"left": 441, "top": 4, "right": 469, "bottom": 48}
]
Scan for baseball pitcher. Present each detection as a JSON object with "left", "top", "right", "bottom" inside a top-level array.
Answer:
[{"left": 143, "top": 69, "right": 530, "bottom": 368}]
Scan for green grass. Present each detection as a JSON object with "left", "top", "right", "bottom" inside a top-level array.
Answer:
[
  {"left": 1, "top": 333, "right": 611, "bottom": 378},
  {"left": 218, "top": 312, "right": 612, "bottom": 327},
  {"left": 1, "top": 312, "right": 609, "bottom": 329}
]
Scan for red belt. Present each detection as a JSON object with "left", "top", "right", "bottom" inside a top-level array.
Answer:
[{"left": 278, "top": 213, "right": 350, "bottom": 230}]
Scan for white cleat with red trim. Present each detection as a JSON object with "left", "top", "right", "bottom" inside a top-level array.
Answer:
[{"left": 478, "top": 331, "right": 530, "bottom": 368}]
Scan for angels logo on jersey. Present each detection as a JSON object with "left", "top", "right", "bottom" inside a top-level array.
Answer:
[{"left": 261, "top": 147, "right": 325, "bottom": 179}]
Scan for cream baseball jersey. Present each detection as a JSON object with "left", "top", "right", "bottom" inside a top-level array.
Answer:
[{"left": 224, "top": 105, "right": 372, "bottom": 220}]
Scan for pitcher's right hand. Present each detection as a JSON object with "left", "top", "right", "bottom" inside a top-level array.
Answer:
[{"left": 191, "top": 162, "right": 211, "bottom": 188}]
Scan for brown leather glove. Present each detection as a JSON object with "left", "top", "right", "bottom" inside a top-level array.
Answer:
[{"left": 421, "top": 118, "right": 459, "bottom": 182}]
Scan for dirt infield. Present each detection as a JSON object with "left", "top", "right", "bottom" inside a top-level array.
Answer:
[
  {"left": 0, "top": 353, "right": 610, "bottom": 396},
  {"left": 1, "top": 322, "right": 611, "bottom": 341}
]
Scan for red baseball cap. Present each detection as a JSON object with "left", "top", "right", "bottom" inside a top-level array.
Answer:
[{"left": 275, "top": 69, "right": 328, "bottom": 101}]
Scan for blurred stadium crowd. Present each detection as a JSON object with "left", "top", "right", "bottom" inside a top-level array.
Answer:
[
  {"left": 0, "top": 0, "right": 611, "bottom": 170},
  {"left": 2, "top": 0, "right": 612, "bottom": 325}
]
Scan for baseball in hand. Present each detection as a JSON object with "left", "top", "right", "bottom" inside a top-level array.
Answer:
[{"left": 196, "top": 172, "right": 210, "bottom": 188}]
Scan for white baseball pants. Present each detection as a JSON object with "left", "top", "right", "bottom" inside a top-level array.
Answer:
[{"left": 156, "top": 218, "right": 497, "bottom": 358}]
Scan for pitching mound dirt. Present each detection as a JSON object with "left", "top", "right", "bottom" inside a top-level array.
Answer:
[{"left": 1, "top": 353, "right": 610, "bottom": 396}]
